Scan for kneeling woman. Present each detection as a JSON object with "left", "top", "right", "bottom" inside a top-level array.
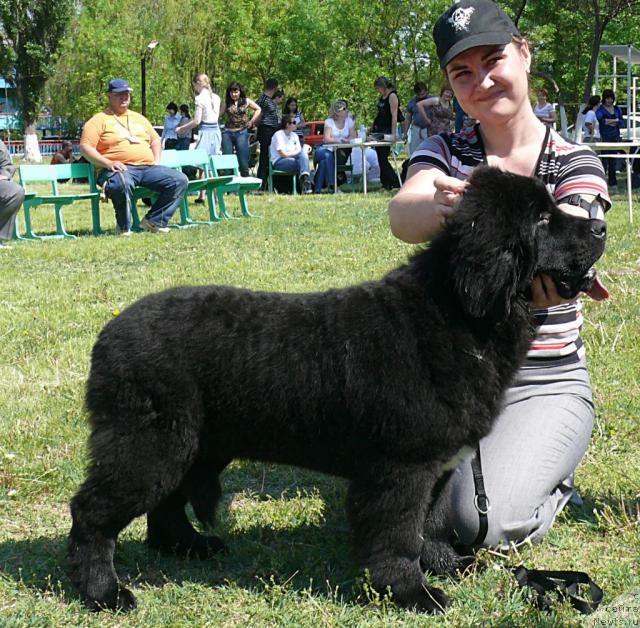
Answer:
[
  {"left": 389, "top": 0, "right": 610, "bottom": 551},
  {"left": 269, "top": 114, "right": 311, "bottom": 193}
]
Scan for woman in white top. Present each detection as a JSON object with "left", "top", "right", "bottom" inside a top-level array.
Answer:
[
  {"left": 533, "top": 88, "right": 556, "bottom": 127},
  {"left": 313, "top": 99, "right": 356, "bottom": 193},
  {"left": 270, "top": 114, "right": 311, "bottom": 193},
  {"left": 176, "top": 73, "right": 221, "bottom": 202},
  {"left": 581, "top": 95, "right": 601, "bottom": 142}
]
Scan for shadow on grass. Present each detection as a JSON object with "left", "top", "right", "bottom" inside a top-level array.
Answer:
[
  {"left": 0, "top": 467, "right": 361, "bottom": 608},
  {"left": 563, "top": 486, "right": 639, "bottom": 527}
]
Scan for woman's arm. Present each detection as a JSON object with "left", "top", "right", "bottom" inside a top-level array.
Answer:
[
  {"left": 246, "top": 99, "right": 262, "bottom": 128},
  {"left": 389, "top": 92, "right": 399, "bottom": 141},
  {"left": 347, "top": 118, "right": 357, "bottom": 140},
  {"left": 388, "top": 164, "right": 466, "bottom": 243},
  {"left": 176, "top": 103, "right": 202, "bottom": 134}
]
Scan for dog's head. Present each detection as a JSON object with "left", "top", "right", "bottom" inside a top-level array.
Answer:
[{"left": 441, "top": 166, "right": 607, "bottom": 320}]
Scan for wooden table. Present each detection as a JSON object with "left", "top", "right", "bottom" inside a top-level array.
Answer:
[{"left": 590, "top": 141, "right": 640, "bottom": 223}]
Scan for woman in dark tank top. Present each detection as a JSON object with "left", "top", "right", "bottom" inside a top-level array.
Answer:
[{"left": 371, "top": 76, "right": 403, "bottom": 190}]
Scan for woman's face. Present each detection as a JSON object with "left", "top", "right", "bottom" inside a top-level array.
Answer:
[
  {"left": 287, "top": 101, "right": 297, "bottom": 112},
  {"left": 441, "top": 89, "right": 453, "bottom": 103},
  {"left": 230, "top": 88, "right": 240, "bottom": 101},
  {"left": 192, "top": 78, "right": 205, "bottom": 94},
  {"left": 167, "top": 108, "right": 177, "bottom": 117},
  {"left": 604, "top": 95, "right": 614, "bottom": 106},
  {"left": 446, "top": 41, "right": 531, "bottom": 125},
  {"left": 537, "top": 91, "right": 547, "bottom": 102}
]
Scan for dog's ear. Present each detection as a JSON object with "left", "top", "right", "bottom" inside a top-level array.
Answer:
[
  {"left": 446, "top": 167, "right": 535, "bottom": 320},
  {"left": 452, "top": 247, "right": 520, "bottom": 320}
]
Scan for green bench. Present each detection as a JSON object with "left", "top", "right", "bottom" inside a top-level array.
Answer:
[
  {"left": 161, "top": 149, "right": 233, "bottom": 225},
  {"left": 210, "top": 154, "right": 262, "bottom": 218},
  {"left": 96, "top": 149, "right": 233, "bottom": 232},
  {"left": 16, "top": 163, "right": 101, "bottom": 239}
]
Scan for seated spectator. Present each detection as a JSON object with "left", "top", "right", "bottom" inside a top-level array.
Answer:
[
  {"left": 581, "top": 95, "right": 601, "bottom": 143},
  {"left": 313, "top": 99, "right": 356, "bottom": 193},
  {"left": 161, "top": 102, "right": 180, "bottom": 149},
  {"left": 270, "top": 114, "right": 311, "bottom": 193},
  {"left": 51, "top": 140, "right": 76, "bottom": 165},
  {"left": 0, "top": 139, "right": 25, "bottom": 248},
  {"left": 80, "top": 78, "right": 188, "bottom": 235},
  {"left": 533, "top": 88, "right": 556, "bottom": 128},
  {"left": 220, "top": 82, "right": 262, "bottom": 177},
  {"left": 176, "top": 104, "right": 192, "bottom": 150}
]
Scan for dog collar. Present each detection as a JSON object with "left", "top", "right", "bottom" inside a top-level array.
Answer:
[{"left": 560, "top": 194, "right": 605, "bottom": 220}]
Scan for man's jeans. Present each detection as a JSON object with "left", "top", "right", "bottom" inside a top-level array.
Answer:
[
  {"left": 272, "top": 152, "right": 310, "bottom": 177},
  {"left": 98, "top": 165, "right": 188, "bottom": 230},
  {"left": 222, "top": 129, "right": 250, "bottom": 177}
]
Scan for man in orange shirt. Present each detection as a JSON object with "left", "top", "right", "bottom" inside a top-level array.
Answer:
[{"left": 80, "top": 79, "right": 188, "bottom": 235}]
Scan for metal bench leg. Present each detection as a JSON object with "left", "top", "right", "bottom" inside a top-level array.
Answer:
[
  {"left": 90, "top": 198, "right": 104, "bottom": 236},
  {"left": 54, "top": 202, "right": 77, "bottom": 239},
  {"left": 22, "top": 202, "right": 40, "bottom": 240},
  {"left": 215, "top": 189, "right": 235, "bottom": 220},
  {"left": 238, "top": 191, "right": 253, "bottom": 217}
]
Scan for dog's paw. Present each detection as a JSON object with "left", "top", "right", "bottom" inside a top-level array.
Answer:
[
  {"left": 396, "top": 583, "right": 450, "bottom": 614},
  {"left": 147, "top": 533, "right": 226, "bottom": 559},
  {"left": 86, "top": 585, "right": 137, "bottom": 613},
  {"left": 420, "top": 540, "right": 477, "bottom": 577}
]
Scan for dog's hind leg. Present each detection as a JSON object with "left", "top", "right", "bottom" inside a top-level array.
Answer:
[
  {"left": 347, "top": 464, "right": 450, "bottom": 614},
  {"left": 67, "top": 417, "right": 200, "bottom": 611},
  {"left": 147, "top": 460, "right": 228, "bottom": 558}
]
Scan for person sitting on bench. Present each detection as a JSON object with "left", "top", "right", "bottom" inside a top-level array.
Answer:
[{"left": 80, "top": 78, "right": 188, "bottom": 235}]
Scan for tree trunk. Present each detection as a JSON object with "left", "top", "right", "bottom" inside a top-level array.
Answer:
[
  {"left": 23, "top": 123, "right": 42, "bottom": 163},
  {"left": 582, "top": 17, "right": 606, "bottom": 105}
]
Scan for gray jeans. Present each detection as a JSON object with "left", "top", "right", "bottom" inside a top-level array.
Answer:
[
  {"left": 0, "top": 179, "right": 24, "bottom": 241},
  {"left": 450, "top": 358, "right": 594, "bottom": 549}
]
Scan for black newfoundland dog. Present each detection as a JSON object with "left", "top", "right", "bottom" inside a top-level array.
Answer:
[{"left": 67, "top": 167, "right": 606, "bottom": 613}]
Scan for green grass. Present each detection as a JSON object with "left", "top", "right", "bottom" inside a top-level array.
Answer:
[{"left": 0, "top": 187, "right": 639, "bottom": 627}]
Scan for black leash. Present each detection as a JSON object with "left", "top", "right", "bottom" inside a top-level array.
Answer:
[
  {"left": 511, "top": 565, "right": 604, "bottom": 614},
  {"left": 469, "top": 445, "right": 603, "bottom": 615},
  {"left": 470, "top": 444, "right": 490, "bottom": 546}
]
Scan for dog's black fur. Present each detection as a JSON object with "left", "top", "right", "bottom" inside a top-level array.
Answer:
[{"left": 67, "top": 167, "right": 606, "bottom": 613}]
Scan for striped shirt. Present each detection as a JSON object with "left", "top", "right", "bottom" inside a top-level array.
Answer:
[
  {"left": 410, "top": 126, "right": 611, "bottom": 366},
  {"left": 256, "top": 94, "right": 281, "bottom": 129}
]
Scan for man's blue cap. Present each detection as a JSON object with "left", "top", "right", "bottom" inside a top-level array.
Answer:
[{"left": 107, "top": 79, "right": 133, "bottom": 93}]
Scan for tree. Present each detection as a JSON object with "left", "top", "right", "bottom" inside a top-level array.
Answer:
[{"left": 0, "top": 0, "right": 74, "bottom": 161}]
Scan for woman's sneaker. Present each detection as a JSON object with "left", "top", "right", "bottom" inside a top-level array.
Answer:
[{"left": 140, "top": 217, "right": 170, "bottom": 234}]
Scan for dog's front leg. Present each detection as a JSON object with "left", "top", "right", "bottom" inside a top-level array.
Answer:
[
  {"left": 346, "top": 464, "right": 450, "bottom": 613},
  {"left": 420, "top": 469, "right": 476, "bottom": 577}
]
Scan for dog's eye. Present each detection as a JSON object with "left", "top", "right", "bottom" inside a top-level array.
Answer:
[{"left": 538, "top": 212, "right": 551, "bottom": 226}]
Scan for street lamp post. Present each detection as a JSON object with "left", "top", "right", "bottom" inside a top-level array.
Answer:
[{"left": 140, "top": 40, "right": 159, "bottom": 118}]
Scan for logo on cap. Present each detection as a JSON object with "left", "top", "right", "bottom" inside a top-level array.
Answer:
[{"left": 448, "top": 7, "right": 475, "bottom": 32}]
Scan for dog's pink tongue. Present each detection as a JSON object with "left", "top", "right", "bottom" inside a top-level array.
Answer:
[{"left": 586, "top": 275, "right": 609, "bottom": 301}]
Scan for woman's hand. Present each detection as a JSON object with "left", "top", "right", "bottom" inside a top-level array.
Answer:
[
  {"left": 529, "top": 274, "right": 575, "bottom": 308},
  {"left": 433, "top": 174, "right": 467, "bottom": 220}
]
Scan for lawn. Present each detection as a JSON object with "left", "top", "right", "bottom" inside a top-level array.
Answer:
[{"left": 0, "top": 187, "right": 638, "bottom": 627}]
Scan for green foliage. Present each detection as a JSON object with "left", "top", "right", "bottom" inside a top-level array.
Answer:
[{"left": 0, "top": 0, "right": 74, "bottom": 126}]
